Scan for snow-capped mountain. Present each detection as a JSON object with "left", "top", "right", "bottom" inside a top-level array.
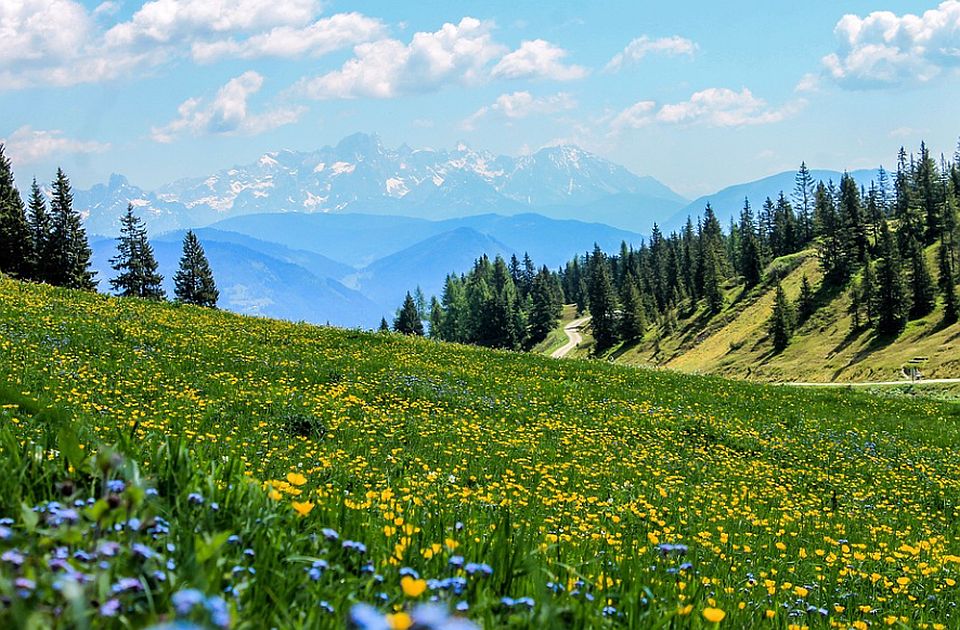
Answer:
[{"left": 77, "top": 133, "right": 687, "bottom": 236}]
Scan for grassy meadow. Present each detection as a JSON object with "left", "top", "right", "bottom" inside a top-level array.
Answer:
[{"left": 2, "top": 277, "right": 960, "bottom": 628}]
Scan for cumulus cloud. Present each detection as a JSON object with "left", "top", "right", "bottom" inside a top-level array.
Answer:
[
  {"left": 610, "top": 88, "right": 803, "bottom": 132},
  {"left": 190, "top": 12, "right": 385, "bottom": 62},
  {"left": 491, "top": 39, "right": 588, "bottom": 81},
  {"left": 0, "top": 0, "right": 382, "bottom": 89},
  {"left": 296, "top": 17, "right": 507, "bottom": 99},
  {"left": 822, "top": 1, "right": 960, "bottom": 88},
  {"left": 463, "top": 91, "right": 576, "bottom": 129},
  {"left": 1, "top": 126, "right": 110, "bottom": 163},
  {"left": 605, "top": 35, "right": 697, "bottom": 72},
  {"left": 151, "top": 71, "right": 305, "bottom": 142}
]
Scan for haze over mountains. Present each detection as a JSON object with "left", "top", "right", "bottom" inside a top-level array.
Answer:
[
  {"left": 76, "top": 133, "right": 685, "bottom": 236},
  {"left": 73, "top": 132, "right": 888, "bottom": 328}
]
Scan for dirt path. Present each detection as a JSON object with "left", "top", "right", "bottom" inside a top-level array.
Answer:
[
  {"left": 786, "top": 378, "right": 960, "bottom": 387},
  {"left": 552, "top": 317, "right": 591, "bottom": 359}
]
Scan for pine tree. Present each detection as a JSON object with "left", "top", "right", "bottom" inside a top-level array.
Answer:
[
  {"left": 528, "top": 266, "right": 562, "bottom": 345},
  {"left": 797, "top": 274, "right": 815, "bottom": 323},
  {"left": 378, "top": 317, "right": 390, "bottom": 332},
  {"left": 0, "top": 144, "right": 33, "bottom": 278},
  {"left": 793, "top": 162, "right": 815, "bottom": 244},
  {"left": 738, "top": 198, "right": 763, "bottom": 288},
  {"left": 702, "top": 245, "right": 724, "bottom": 314},
  {"left": 110, "top": 204, "right": 165, "bottom": 299},
  {"left": 939, "top": 240, "right": 959, "bottom": 323},
  {"left": 860, "top": 255, "right": 876, "bottom": 325},
  {"left": 173, "top": 230, "right": 218, "bottom": 307},
  {"left": 769, "top": 283, "right": 794, "bottom": 353},
  {"left": 26, "top": 179, "right": 51, "bottom": 281},
  {"left": 587, "top": 245, "right": 619, "bottom": 352},
  {"left": 907, "top": 237, "right": 936, "bottom": 319},
  {"left": 438, "top": 275, "right": 468, "bottom": 342},
  {"left": 394, "top": 292, "right": 424, "bottom": 336},
  {"left": 428, "top": 296, "right": 444, "bottom": 338},
  {"left": 848, "top": 282, "right": 863, "bottom": 330},
  {"left": 413, "top": 286, "right": 427, "bottom": 321},
  {"left": 47, "top": 168, "right": 96, "bottom": 290},
  {"left": 618, "top": 278, "right": 646, "bottom": 342},
  {"left": 875, "top": 222, "right": 909, "bottom": 336}
]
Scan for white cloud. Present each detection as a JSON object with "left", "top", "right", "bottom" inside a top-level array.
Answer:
[
  {"left": 605, "top": 35, "right": 697, "bottom": 71},
  {"left": 491, "top": 39, "right": 588, "bottom": 81},
  {"left": 463, "top": 91, "right": 576, "bottom": 129},
  {"left": 104, "top": 0, "right": 321, "bottom": 47},
  {"left": 0, "top": 0, "right": 381, "bottom": 89},
  {"left": 190, "top": 12, "right": 385, "bottom": 62},
  {"left": 822, "top": 1, "right": 960, "bottom": 88},
  {"left": 296, "top": 17, "right": 507, "bottom": 99},
  {"left": 611, "top": 88, "right": 803, "bottom": 132},
  {"left": 794, "top": 72, "right": 821, "bottom": 93},
  {"left": 1, "top": 126, "right": 110, "bottom": 163},
  {"left": 151, "top": 71, "right": 305, "bottom": 142}
]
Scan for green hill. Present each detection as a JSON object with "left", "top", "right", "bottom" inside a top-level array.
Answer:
[
  {"left": 2, "top": 278, "right": 960, "bottom": 628},
  {"left": 565, "top": 247, "right": 960, "bottom": 387}
]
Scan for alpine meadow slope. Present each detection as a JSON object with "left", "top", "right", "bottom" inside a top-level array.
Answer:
[{"left": 2, "top": 278, "right": 960, "bottom": 628}]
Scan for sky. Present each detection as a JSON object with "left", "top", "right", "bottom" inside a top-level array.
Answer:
[{"left": 2, "top": 0, "right": 960, "bottom": 198}]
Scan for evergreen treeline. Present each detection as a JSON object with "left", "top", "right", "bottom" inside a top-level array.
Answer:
[
  {"left": 395, "top": 253, "right": 565, "bottom": 350},
  {"left": 565, "top": 140, "right": 960, "bottom": 353},
  {"left": 0, "top": 146, "right": 219, "bottom": 309}
]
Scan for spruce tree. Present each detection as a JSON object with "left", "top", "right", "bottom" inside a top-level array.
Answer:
[
  {"left": 618, "top": 279, "right": 646, "bottom": 342},
  {"left": 769, "top": 283, "right": 794, "bottom": 353},
  {"left": 701, "top": 245, "right": 724, "bottom": 314},
  {"left": 528, "top": 266, "right": 562, "bottom": 345},
  {"left": 394, "top": 292, "right": 424, "bottom": 336},
  {"left": 428, "top": 296, "right": 444, "bottom": 338},
  {"left": 907, "top": 238, "right": 936, "bottom": 319},
  {"left": 860, "top": 256, "right": 876, "bottom": 325},
  {"left": 27, "top": 179, "right": 51, "bottom": 281},
  {"left": 793, "top": 162, "right": 815, "bottom": 244},
  {"left": 797, "top": 275, "right": 815, "bottom": 323},
  {"left": 379, "top": 317, "right": 390, "bottom": 332},
  {"left": 939, "top": 240, "right": 959, "bottom": 324},
  {"left": 47, "top": 168, "right": 96, "bottom": 290},
  {"left": 0, "top": 144, "right": 33, "bottom": 278},
  {"left": 438, "top": 275, "right": 468, "bottom": 342},
  {"left": 110, "top": 204, "right": 165, "bottom": 299},
  {"left": 587, "top": 245, "right": 619, "bottom": 352},
  {"left": 738, "top": 198, "right": 763, "bottom": 288},
  {"left": 875, "top": 222, "right": 909, "bottom": 336},
  {"left": 173, "top": 230, "right": 219, "bottom": 307}
]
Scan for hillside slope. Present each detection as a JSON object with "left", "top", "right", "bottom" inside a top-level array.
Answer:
[
  {"left": 1, "top": 278, "right": 959, "bottom": 627},
  {"left": 569, "top": 248, "right": 960, "bottom": 383}
]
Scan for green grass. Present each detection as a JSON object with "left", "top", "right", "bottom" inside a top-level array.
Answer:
[
  {"left": 2, "top": 278, "right": 960, "bottom": 628},
  {"left": 566, "top": 248, "right": 960, "bottom": 385}
]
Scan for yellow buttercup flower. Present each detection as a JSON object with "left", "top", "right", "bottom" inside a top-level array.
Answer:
[
  {"left": 291, "top": 501, "right": 314, "bottom": 516},
  {"left": 703, "top": 607, "right": 726, "bottom": 623},
  {"left": 287, "top": 472, "right": 307, "bottom": 486},
  {"left": 386, "top": 612, "right": 412, "bottom": 630},
  {"left": 401, "top": 576, "right": 427, "bottom": 597}
]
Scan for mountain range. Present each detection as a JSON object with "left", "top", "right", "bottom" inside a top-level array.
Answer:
[
  {"left": 76, "top": 133, "right": 686, "bottom": 236},
  {"left": 88, "top": 213, "right": 646, "bottom": 327},
  {"left": 73, "top": 133, "right": 895, "bottom": 329}
]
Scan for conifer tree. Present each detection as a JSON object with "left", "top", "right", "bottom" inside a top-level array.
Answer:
[
  {"left": 428, "top": 296, "right": 444, "bottom": 338},
  {"left": 110, "top": 204, "right": 165, "bottom": 299},
  {"left": 875, "top": 222, "right": 909, "bottom": 336},
  {"left": 0, "top": 144, "right": 32, "bottom": 278},
  {"left": 47, "top": 168, "right": 96, "bottom": 290},
  {"left": 174, "top": 230, "right": 218, "bottom": 307},
  {"left": 618, "top": 279, "right": 646, "bottom": 342},
  {"left": 939, "top": 240, "right": 958, "bottom": 324},
  {"left": 587, "top": 245, "right": 619, "bottom": 352},
  {"left": 738, "top": 198, "right": 763, "bottom": 288},
  {"left": 394, "top": 292, "right": 424, "bottom": 336},
  {"left": 860, "top": 255, "right": 876, "bottom": 325},
  {"left": 701, "top": 245, "right": 724, "bottom": 314},
  {"left": 379, "top": 317, "right": 390, "bottom": 332},
  {"left": 528, "top": 266, "right": 562, "bottom": 345},
  {"left": 438, "top": 275, "right": 468, "bottom": 342},
  {"left": 793, "top": 162, "right": 815, "bottom": 244},
  {"left": 907, "top": 237, "right": 936, "bottom": 319},
  {"left": 797, "top": 274, "right": 815, "bottom": 323},
  {"left": 769, "top": 283, "right": 794, "bottom": 353},
  {"left": 27, "top": 179, "right": 51, "bottom": 281}
]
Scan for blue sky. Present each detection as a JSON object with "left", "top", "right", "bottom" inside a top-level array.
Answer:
[{"left": 2, "top": 0, "right": 959, "bottom": 197}]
